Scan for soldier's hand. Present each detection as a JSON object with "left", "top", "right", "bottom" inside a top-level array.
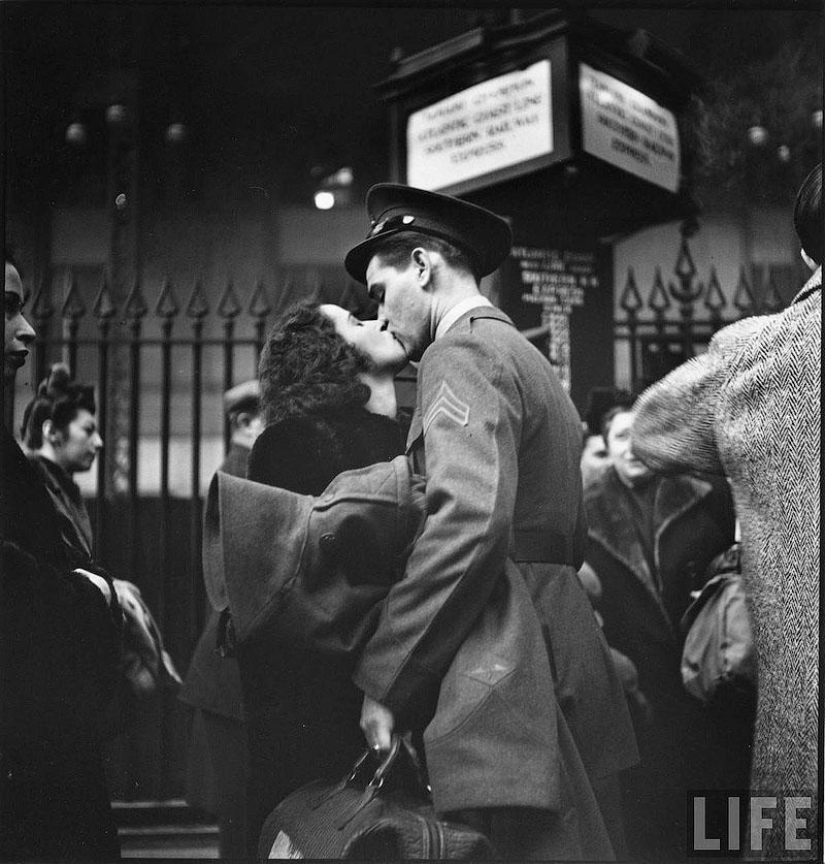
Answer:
[{"left": 360, "top": 693, "right": 395, "bottom": 752}]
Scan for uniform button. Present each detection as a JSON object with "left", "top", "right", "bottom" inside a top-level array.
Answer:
[{"left": 320, "top": 533, "right": 337, "bottom": 553}]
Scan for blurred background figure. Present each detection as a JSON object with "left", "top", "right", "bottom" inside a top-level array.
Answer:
[
  {"left": 633, "top": 161, "right": 821, "bottom": 862},
  {"left": 21, "top": 364, "right": 103, "bottom": 564},
  {"left": 579, "top": 386, "right": 618, "bottom": 490},
  {"left": 218, "top": 379, "right": 265, "bottom": 477},
  {"left": 582, "top": 393, "right": 739, "bottom": 862},
  {"left": 178, "top": 379, "right": 262, "bottom": 860}
]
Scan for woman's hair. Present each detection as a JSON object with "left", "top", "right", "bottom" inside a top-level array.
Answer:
[
  {"left": 258, "top": 303, "right": 372, "bottom": 425},
  {"left": 373, "top": 231, "right": 479, "bottom": 281},
  {"left": 21, "top": 363, "right": 96, "bottom": 449},
  {"left": 793, "top": 162, "right": 823, "bottom": 265}
]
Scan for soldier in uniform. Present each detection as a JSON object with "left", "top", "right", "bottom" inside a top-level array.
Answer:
[{"left": 344, "top": 185, "right": 638, "bottom": 860}]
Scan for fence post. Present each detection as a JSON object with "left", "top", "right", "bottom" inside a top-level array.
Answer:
[
  {"left": 186, "top": 279, "right": 209, "bottom": 644},
  {"left": 92, "top": 273, "right": 117, "bottom": 551},
  {"left": 733, "top": 266, "right": 756, "bottom": 319},
  {"left": 619, "top": 267, "right": 643, "bottom": 391},
  {"left": 125, "top": 278, "right": 148, "bottom": 584},
  {"left": 249, "top": 279, "right": 271, "bottom": 367},
  {"left": 669, "top": 236, "right": 703, "bottom": 360},
  {"left": 218, "top": 278, "right": 242, "bottom": 451},
  {"left": 32, "top": 268, "right": 55, "bottom": 389},
  {"left": 647, "top": 266, "right": 670, "bottom": 384},
  {"left": 61, "top": 268, "right": 85, "bottom": 376},
  {"left": 703, "top": 266, "right": 727, "bottom": 335}
]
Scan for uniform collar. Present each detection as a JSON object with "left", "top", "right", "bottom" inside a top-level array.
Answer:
[{"left": 434, "top": 294, "right": 493, "bottom": 341}]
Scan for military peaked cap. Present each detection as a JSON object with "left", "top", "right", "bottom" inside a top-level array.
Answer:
[{"left": 344, "top": 183, "right": 512, "bottom": 284}]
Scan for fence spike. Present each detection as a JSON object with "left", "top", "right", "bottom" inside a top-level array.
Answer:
[
  {"left": 648, "top": 267, "right": 671, "bottom": 312},
  {"left": 619, "top": 267, "right": 643, "bottom": 313},
  {"left": 185, "top": 279, "right": 210, "bottom": 319},
  {"left": 703, "top": 266, "right": 727, "bottom": 312},
  {"left": 761, "top": 275, "right": 783, "bottom": 313},
  {"left": 124, "top": 278, "right": 149, "bottom": 319},
  {"left": 32, "top": 282, "right": 55, "bottom": 322},
  {"left": 61, "top": 269, "right": 86, "bottom": 319},
  {"left": 733, "top": 266, "right": 755, "bottom": 314},
  {"left": 155, "top": 276, "right": 181, "bottom": 319},
  {"left": 674, "top": 235, "right": 697, "bottom": 281},
  {"left": 217, "top": 278, "right": 242, "bottom": 319},
  {"left": 92, "top": 272, "right": 118, "bottom": 320},
  {"left": 248, "top": 280, "right": 272, "bottom": 318}
]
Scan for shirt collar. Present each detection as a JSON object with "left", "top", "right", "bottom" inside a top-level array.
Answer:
[{"left": 434, "top": 294, "right": 494, "bottom": 340}]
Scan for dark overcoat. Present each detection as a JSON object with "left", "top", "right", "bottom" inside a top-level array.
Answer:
[
  {"left": 213, "top": 409, "right": 406, "bottom": 852},
  {"left": 584, "top": 466, "right": 736, "bottom": 703},
  {"left": 350, "top": 307, "right": 638, "bottom": 817},
  {"left": 0, "top": 426, "right": 121, "bottom": 860}
]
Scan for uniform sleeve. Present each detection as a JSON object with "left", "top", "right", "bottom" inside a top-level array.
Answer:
[
  {"left": 632, "top": 317, "right": 763, "bottom": 477},
  {"left": 353, "top": 332, "right": 520, "bottom": 724}
]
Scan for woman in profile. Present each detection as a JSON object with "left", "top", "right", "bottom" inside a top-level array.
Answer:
[
  {"left": 240, "top": 301, "right": 409, "bottom": 851},
  {"left": 2, "top": 253, "right": 121, "bottom": 861},
  {"left": 20, "top": 363, "right": 103, "bottom": 566}
]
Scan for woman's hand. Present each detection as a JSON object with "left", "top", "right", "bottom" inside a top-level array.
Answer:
[{"left": 360, "top": 693, "right": 395, "bottom": 752}]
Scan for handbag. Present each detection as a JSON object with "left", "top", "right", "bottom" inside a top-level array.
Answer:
[
  {"left": 258, "top": 735, "right": 496, "bottom": 860},
  {"left": 680, "top": 543, "right": 756, "bottom": 704}
]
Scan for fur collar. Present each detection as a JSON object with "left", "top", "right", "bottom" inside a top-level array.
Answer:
[{"left": 585, "top": 467, "right": 712, "bottom": 601}]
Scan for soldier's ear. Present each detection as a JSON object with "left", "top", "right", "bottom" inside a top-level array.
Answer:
[{"left": 411, "top": 247, "right": 432, "bottom": 285}]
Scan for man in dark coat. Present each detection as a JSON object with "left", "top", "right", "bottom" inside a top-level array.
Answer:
[
  {"left": 584, "top": 398, "right": 738, "bottom": 862},
  {"left": 179, "top": 379, "right": 262, "bottom": 859},
  {"left": 344, "top": 185, "right": 638, "bottom": 859}
]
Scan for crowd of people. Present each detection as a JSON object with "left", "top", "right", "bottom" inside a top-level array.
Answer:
[{"left": 1, "top": 160, "right": 820, "bottom": 862}]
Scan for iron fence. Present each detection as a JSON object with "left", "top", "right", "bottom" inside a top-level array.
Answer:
[
  {"left": 614, "top": 235, "right": 789, "bottom": 390},
  {"left": 21, "top": 242, "right": 790, "bottom": 800},
  {"left": 26, "top": 265, "right": 363, "bottom": 800}
]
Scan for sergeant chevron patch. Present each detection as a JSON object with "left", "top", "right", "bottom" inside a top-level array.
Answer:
[{"left": 424, "top": 381, "right": 470, "bottom": 433}]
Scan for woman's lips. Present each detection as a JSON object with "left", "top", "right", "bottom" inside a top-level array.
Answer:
[{"left": 6, "top": 350, "right": 28, "bottom": 368}]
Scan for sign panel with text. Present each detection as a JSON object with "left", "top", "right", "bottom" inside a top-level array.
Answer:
[
  {"left": 579, "top": 63, "right": 680, "bottom": 193},
  {"left": 502, "top": 246, "right": 599, "bottom": 393},
  {"left": 407, "top": 60, "right": 553, "bottom": 192}
]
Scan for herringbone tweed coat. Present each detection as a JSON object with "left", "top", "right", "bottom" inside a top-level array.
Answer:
[{"left": 633, "top": 267, "right": 821, "bottom": 861}]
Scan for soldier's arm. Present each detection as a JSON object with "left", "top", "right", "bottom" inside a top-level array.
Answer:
[{"left": 353, "top": 332, "right": 520, "bottom": 726}]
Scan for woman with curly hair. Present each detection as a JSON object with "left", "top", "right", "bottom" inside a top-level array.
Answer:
[{"left": 240, "top": 301, "right": 408, "bottom": 851}]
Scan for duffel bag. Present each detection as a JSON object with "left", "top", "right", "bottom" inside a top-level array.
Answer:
[{"left": 259, "top": 735, "right": 495, "bottom": 860}]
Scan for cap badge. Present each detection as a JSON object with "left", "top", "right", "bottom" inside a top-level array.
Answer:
[{"left": 367, "top": 214, "right": 416, "bottom": 238}]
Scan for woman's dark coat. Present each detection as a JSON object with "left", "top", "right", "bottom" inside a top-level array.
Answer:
[
  {"left": 0, "top": 427, "right": 121, "bottom": 861},
  {"left": 233, "top": 409, "right": 405, "bottom": 853},
  {"left": 584, "top": 465, "right": 738, "bottom": 861}
]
